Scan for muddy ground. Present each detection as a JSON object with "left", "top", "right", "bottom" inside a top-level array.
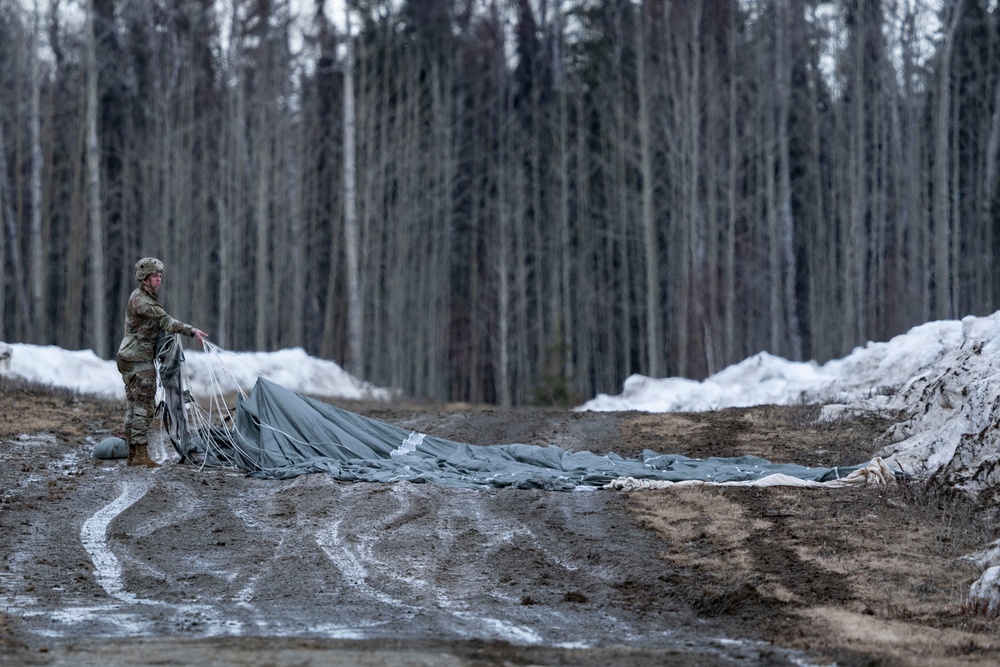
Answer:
[{"left": 1, "top": 378, "right": 999, "bottom": 666}]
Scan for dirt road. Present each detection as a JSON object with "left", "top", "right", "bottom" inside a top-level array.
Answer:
[{"left": 1, "top": 380, "right": 999, "bottom": 666}]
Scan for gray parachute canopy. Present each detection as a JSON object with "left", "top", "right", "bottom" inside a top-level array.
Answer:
[{"left": 193, "top": 378, "right": 869, "bottom": 490}]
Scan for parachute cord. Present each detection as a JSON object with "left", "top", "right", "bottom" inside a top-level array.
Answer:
[
  {"left": 200, "top": 340, "right": 273, "bottom": 400},
  {"left": 174, "top": 338, "right": 362, "bottom": 473},
  {"left": 251, "top": 418, "right": 350, "bottom": 453},
  {"left": 174, "top": 338, "right": 272, "bottom": 472},
  {"left": 185, "top": 400, "right": 267, "bottom": 473}
]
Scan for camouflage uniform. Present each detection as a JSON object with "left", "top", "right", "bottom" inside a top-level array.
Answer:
[{"left": 116, "top": 259, "right": 198, "bottom": 464}]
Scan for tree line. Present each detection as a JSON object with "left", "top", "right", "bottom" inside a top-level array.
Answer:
[{"left": 1, "top": 0, "right": 999, "bottom": 406}]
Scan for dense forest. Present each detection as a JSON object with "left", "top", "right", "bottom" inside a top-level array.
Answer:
[{"left": 1, "top": 0, "right": 999, "bottom": 405}]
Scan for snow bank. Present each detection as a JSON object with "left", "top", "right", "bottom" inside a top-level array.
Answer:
[
  {"left": 579, "top": 313, "right": 1000, "bottom": 497},
  {"left": 578, "top": 318, "right": 980, "bottom": 415},
  {"left": 0, "top": 342, "right": 391, "bottom": 402},
  {"left": 579, "top": 352, "right": 833, "bottom": 413},
  {"left": 181, "top": 347, "right": 391, "bottom": 401},
  {"left": 2, "top": 344, "right": 122, "bottom": 398},
  {"left": 872, "top": 315, "right": 1000, "bottom": 498}
]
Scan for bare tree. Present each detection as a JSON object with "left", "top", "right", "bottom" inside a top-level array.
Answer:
[
  {"left": 343, "top": 3, "right": 362, "bottom": 376},
  {"left": 0, "top": 118, "right": 13, "bottom": 340},
  {"left": 635, "top": 12, "right": 663, "bottom": 378},
  {"left": 85, "top": 0, "right": 107, "bottom": 356},
  {"left": 933, "top": 2, "right": 960, "bottom": 320},
  {"left": 29, "top": 0, "right": 44, "bottom": 337},
  {"left": 774, "top": 1, "right": 802, "bottom": 360}
]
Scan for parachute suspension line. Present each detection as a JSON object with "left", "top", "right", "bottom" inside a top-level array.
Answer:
[
  {"left": 173, "top": 338, "right": 269, "bottom": 472},
  {"left": 167, "top": 338, "right": 232, "bottom": 470},
  {"left": 195, "top": 340, "right": 335, "bottom": 461},
  {"left": 199, "top": 342, "right": 285, "bottom": 468},
  {"left": 168, "top": 337, "right": 357, "bottom": 473},
  {"left": 250, "top": 418, "right": 346, "bottom": 452},
  {"left": 198, "top": 344, "right": 354, "bottom": 458},
  {"left": 200, "top": 340, "right": 274, "bottom": 401}
]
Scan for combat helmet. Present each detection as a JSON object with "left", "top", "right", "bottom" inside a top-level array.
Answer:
[{"left": 135, "top": 257, "right": 165, "bottom": 281}]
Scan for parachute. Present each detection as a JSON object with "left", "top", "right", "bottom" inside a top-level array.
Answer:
[
  {"left": 156, "top": 333, "right": 201, "bottom": 463},
  {"left": 131, "top": 340, "right": 898, "bottom": 490},
  {"left": 174, "top": 376, "right": 882, "bottom": 490}
]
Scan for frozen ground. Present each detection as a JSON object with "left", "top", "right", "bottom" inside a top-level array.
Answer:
[{"left": 1, "top": 385, "right": 999, "bottom": 666}]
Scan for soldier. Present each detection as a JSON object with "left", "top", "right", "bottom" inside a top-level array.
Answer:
[{"left": 116, "top": 257, "right": 207, "bottom": 467}]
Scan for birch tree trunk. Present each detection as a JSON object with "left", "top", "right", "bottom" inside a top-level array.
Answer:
[
  {"left": 0, "top": 119, "right": 12, "bottom": 340},
  {"left": 846, "top": 4, "right": 868, "bottom": 347},
  {"left": 609, "top": 24, "right": 633, "bottom": 381},
  {"left": 85, "top": 0, "right": 107, "bottom": 356},
  {"left": 933, "top": 4, "right": 959, "bottom": 319},
  {"left": 900, "top": 6, "right": 930, "bottom": 325},
  {"left": 636, "top": 16, "right": 663, "bottom": 378},
  {"left": 556, "top": 87, "right": 573, "bottom": 384},
  {"left": 497, "top": 147, "right": 513, "bottom": 408},
  {"left": 804, "top": 4, "right": 831, "bottom": 360},
  {"left": 217, "top": 0, "right": 243, "bottom": 349},
  {"left": 766, "top": 92, "right": 781, "bottom": 354},
  {"left": 724, "top": 2, "right": 738, "bottom": 364},
  {"left": 985, "top": 71, "right": 1000, "bottom": 286},
  {"left": 683, "top": 4, "right": 702, "bottom": 376},
  {"left": 254, "top": 108, "right": 271, "bottom": 350},
  {"left": 775, "top": 1, "right": 802, "bottom": 360},
  {"left": 30, "top": 0, "right": 44, "bottom": 337},
  {"left": 431, "top": 59, "right": 454, "bottom": 401},
  {"left": 285, "top": 87, "right": 305, "bottom": 349},
  {"left": 343, "top": 5, "right": 362, "bottom": 377}
]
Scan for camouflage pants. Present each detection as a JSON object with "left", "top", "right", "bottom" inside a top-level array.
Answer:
[{"left": 117, "top": 358, "right": 157, "bottom": 447}]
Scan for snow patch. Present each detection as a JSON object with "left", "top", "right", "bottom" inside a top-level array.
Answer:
[{"left": 0, "top": 342, "right": 391, "bottom": 401}]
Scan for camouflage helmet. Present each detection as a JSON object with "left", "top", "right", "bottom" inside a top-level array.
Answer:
[{"left": 135, "top": 257, "right": 165, "bottom": 281}]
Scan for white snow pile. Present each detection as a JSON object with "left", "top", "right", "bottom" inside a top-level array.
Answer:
[
  {"left": 578, "top": 318, "right": 988, "bottom": 416},
  {"left": 182, "top": 347, "right": 392, "bottom": 401},
  {"left": 577, "top": 352, "right": 832, "bottom": 413},
  {"left": 872, "top": 317, "right": 1000, "bottom": 499},
  {"left": 0, "top": 343, "right": 391, "bottom": 402},
  {"left": 963, "top": 540, "right": 1000, "bottom": 618},
  {"left": 580, "top": 312, "right": 1000, "bottom": 499}
]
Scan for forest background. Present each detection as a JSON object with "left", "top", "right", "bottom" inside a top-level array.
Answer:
[{"left": 1, "top": 0, "right": 999, "bottom": 407}]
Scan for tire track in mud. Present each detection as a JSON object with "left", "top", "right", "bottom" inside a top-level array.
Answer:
[
  {"left": 313, "top": 483, "right": 545, "bottom": 645},
  {"left": 67, "top": 470, "right": 261, "bottom": 637},
  {"left": 80, "top": 478, "right": 152, "bottom": 603},
  {"left": 300, "top": 479, "right": 680, "bottom": 648},
  {"left": 2, "top": 448, "right": 821, "bottom": 664},
  {"left": 0, "top": 436, "right": 89, "bottom": 621}
]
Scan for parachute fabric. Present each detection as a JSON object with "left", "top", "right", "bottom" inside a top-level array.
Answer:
[{"left": 193, "top": 378, "right": 881, "bottom": 490}]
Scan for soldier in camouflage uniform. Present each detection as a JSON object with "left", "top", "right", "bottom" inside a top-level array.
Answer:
[{"left": 116, "top": 257, "right": 207, "bottom": 467}]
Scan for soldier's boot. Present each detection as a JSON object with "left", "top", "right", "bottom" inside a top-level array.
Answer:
[{"left": 130, "top": 445, "right": 159, "bottom": 468}]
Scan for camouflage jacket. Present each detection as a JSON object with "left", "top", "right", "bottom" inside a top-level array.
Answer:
[{"left": 115, "top": 285, "right": 195, "bottom": 363}]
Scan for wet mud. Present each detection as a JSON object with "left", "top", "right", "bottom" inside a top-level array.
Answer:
[{"left": 1, "top": 384, "right": 998, "bottom": 665}]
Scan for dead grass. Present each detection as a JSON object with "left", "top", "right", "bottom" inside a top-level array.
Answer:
[
  {"left": 0, "top": 376, "right": 123, "bottom": 441},
  {"left": 626, "top": 480, "right": 1000, "bottom": 665}
]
